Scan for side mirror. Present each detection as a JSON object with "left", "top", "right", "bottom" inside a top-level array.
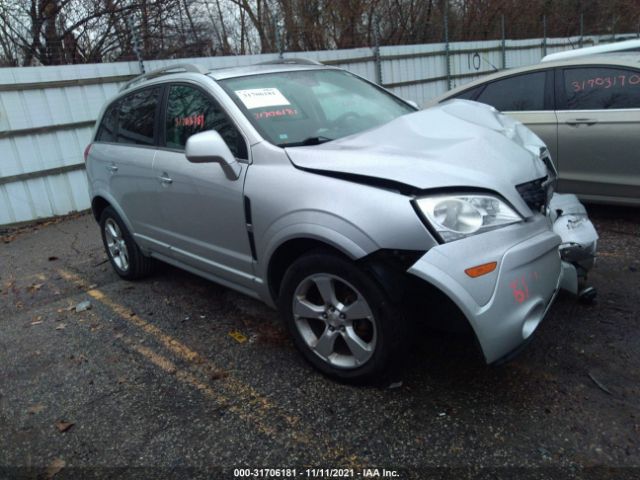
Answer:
[{"left": 185, "top": 130, "right": 242, "bottom": 180}]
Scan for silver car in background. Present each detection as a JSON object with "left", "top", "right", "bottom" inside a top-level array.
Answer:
[
  {"left": 86, "top": 60, "right": 566, "bottom": 383},
  {"left": 429, "top": 54, "right": 640, "bottom": 206}
]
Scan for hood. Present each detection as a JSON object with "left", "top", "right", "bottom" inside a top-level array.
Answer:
[{"left": 285, "top": 100, "right": 548, "bottom": 213}]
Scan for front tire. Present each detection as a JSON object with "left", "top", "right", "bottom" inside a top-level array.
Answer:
[
  {"left": 278, "top": 251, "right": 404, "bottom": 383},
  {"left": 99, "top": 206, "right": 154, "bottom": 280}
]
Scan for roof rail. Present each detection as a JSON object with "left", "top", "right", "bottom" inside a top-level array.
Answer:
[
  {"left": 120, "top": 63, "right": 209, "bottom": 91},
  {"left": 258, "top": 58, "right": 323, "bottom": 66}
]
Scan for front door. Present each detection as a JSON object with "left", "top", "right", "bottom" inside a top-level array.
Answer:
[{"left": 152, "top": 83, "right": 254, "bottom": 288}]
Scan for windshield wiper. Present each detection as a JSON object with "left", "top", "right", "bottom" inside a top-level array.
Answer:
[{"left": 280, "top": 136, "right": 334, "bottom": 147}]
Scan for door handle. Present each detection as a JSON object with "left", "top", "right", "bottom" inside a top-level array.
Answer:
[
  {"left": 106, "top": 164, "right": 118, "bottom": 173},
  {"left": 158, "top": 173, "right": 173, "bottom": 185},
  {"left": 565, "top": 118, "right": 598, "bottom": 126}
]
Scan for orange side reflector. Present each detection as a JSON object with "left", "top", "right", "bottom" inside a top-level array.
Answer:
[{"left": 465, "top": 261, "right": 497, "bottom": 278}]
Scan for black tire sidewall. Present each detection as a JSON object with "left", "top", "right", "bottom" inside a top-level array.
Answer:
[
  {"left": 278, "top": 252, "right": 403, "bottom": 383},
  {"left": 99, "top": 207, "right": 143, "bottom": 280}
]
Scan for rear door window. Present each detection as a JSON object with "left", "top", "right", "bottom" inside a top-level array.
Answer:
[
  {"left": 164, "top": 85, "right": 247, "bottom": 159},
  {"left": 561, "top": 67, "right": 640, "bottom": 110},
  {"left": 474, "top": 71, "right": 547, "bottom": 111},
  {"left": 117, "top": 87, "right": 160, "bottom": 146}
]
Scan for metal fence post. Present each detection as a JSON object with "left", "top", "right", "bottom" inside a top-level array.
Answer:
[
  {"left": 444, "top": 0, "right": 451, "bottom": 90},
  {"left": 542, "top": 15, "right": 548, "bottom": 58},
  {"left": 373, "top": 19, "right": 382, "bottom": 85},
  {"left": 579, "top": 13, "right": 584, "bottom": 48},
  {"left": 501, "top": 14, "right": 506, "bottom": 70},
  {"left": 127, "top": 17, "right": 145, "bottom": 74},
  {"left": 274, "top": 18, "right": 283, "bottom": 58},
  {"left": 611, "top": 15, "right": 616, "bottom": 42}
]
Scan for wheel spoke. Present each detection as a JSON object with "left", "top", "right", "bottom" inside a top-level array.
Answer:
[
  {"left": 293, "top": 297, "right": 324, "bottom": 319},
  {"left": 120, "top": 248, "right": 129, "bottom": 270},
  {"left": 313, "top": 328, "right": 338, "bottom": 358},
  {"left": 313, "top": 276, "right": 337, "bottom": 306},
  {"left": 343, "top": 326, "right": 373, "bottom": 364},
  {"left": 106, "top": 222, "right": 119, "bottom": 240},
  {"left": 342, "top": 295, "right": 372, "bottom": 320}
]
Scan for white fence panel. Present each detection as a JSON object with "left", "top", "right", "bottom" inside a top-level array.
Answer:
[{"left": 0, "top": 34, "right": 631, "bottom": 225}]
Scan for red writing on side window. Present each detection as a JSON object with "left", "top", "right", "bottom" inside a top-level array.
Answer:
[
  {"left": 175, "top": 114, "right": 205, "bottom": 128},
  {"left": 571, "top": 74, "right": 640, "bottom": 92},
  {"left": 254, "top": 108, "right": 298, "bottom": 120}
]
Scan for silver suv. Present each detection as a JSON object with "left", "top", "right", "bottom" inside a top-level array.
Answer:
[{"left": 86, "top": 60, "right": 563, "bottom": 382}]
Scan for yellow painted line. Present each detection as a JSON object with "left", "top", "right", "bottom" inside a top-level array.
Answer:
[{"left": 58, "top": 268, "right": 360, "bottom": 466}]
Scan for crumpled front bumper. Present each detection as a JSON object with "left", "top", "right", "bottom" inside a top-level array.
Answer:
[{"left": 407, "top": 215, "right": 562, "bottom": 364}]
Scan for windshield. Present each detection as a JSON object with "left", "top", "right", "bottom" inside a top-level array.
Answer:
[{"left": 219, "top": 69, "right": 416, "bottom": 147}]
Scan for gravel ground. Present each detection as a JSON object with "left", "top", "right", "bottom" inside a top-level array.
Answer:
[{"left": 0, "top": 206, "right": 638, "bottom": 480}]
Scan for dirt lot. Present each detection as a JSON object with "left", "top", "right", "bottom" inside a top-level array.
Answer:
[{"left": 1, "top": 206, "right": 639, "bottom": 479}]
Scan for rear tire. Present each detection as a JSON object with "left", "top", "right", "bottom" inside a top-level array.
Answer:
[
  {"left": 278, "top": 251, "right": 405, "bottom": 384},
  {"left": 99, "top": 206, "right": 154, "bottom": 280}
]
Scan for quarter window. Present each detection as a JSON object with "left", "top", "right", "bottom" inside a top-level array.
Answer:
[
  {"left": 96, "top": 101, "right": 119, "bottom": 142},
  {"left": 117, "top": 87, "right": 160, "bottom": 145},
  {"left": 451, "top": 85, "right": 484, "bottom": 101},
  {"left": 562, "top": 67, "right": 640, "bottom": 110},
  {"left": 164, "top": 85, "right": 247, "bottom": 159},
  {"left": 475, "top": 72, "right": 547, "bottom": 111}
]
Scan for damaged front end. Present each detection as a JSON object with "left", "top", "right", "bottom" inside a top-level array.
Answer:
[{"left": 550, "top": 193, "right": 599, "bottom": 302}]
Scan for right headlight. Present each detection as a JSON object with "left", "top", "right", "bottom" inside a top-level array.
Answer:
[{"left": 415, "top": 193, "right": 523, "bottom": 242}]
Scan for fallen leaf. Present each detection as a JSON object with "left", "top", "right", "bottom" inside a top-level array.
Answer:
[
  {"left": 28, "top": 283, "right": 44, "bottom": 293},
  {"left": 27, "top": 404, "right": 45, "bottom": 415},
  {"left": 45, "top": 458, "right": 65, "bottom": 479},
  {"left": 228, "top": 330, "right": 248, "bottom": 343},
  {"left": 55, "top": 323, "right": 66, "bottom": 331},
  {"left": 55, "top": 420, "right": 74, "bottom": 433}
]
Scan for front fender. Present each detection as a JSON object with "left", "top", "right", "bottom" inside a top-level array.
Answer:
[{"left": 258, "top": 210, "right": 380, "bottom": 273}]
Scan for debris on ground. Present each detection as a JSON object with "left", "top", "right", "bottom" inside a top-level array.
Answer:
[
  {"left": 27, "top": 404, "right": 45, "bottom": 415},
  {"left": 588, "top": 372, "right": 613, "bottom": 395},
  {"left": 228, "top": 330, "right": 248, "bottom": 343},
  {"left": 28, "top": 283, "right": 44, "bottom": 293},
  {"left": 45, "top": 458, "right": 66, "bottom": 479},
  {"left": 74, "top": 301, "right": 92, "bottom": 313},
  {"left": 44, "top": 458, "right": 67, "bottom": 480},
  {"left": 54, "top": 421, "right": 74, "bottom": 433}
]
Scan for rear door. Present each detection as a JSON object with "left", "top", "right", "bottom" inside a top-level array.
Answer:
[
  {"left": 472, "top": 69, "right": 559, "bottom": 166},
  {"left": 555, "top": 66, "right": 640, "bottom": 201},
  {"left": 91, "top": 87, "right": 162, "bottom": 249},
  {"left": 152, "top": 83, "right": 254, "bottom": 288}
]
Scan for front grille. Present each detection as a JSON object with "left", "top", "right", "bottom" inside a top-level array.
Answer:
[{"left": 516, "top": 177, "right": 548, "bottom": 213}]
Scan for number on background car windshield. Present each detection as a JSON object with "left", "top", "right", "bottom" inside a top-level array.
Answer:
[
  {"left": 220, "top": 70, "right": 415, "bottom": 147},
  {"left": 563, "top": 67, "right": 640, "bottom": 110}
]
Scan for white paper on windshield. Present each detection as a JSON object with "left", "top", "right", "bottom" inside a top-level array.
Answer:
[{"left": 235, "top": 88, "right": 291, "bottom": 109}]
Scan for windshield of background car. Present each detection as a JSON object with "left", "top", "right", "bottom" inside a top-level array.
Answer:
[{"left": 219, "top": 69, "right": 416, "bottom": 147}]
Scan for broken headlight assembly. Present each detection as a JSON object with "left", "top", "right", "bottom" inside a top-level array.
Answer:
[{"left": 414, "top": 194, "right": 523, "bottom": 242}]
